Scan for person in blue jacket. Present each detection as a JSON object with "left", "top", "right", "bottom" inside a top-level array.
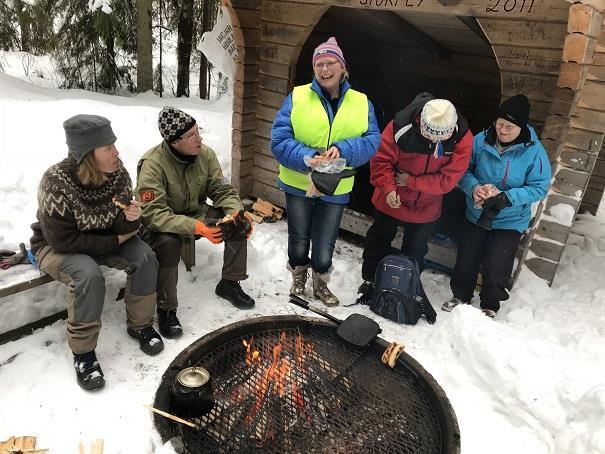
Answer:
[
  {"left": 442, "top": 94, "right": 551, "bottom": 317},
  {"left": 271, "top": 36, "right": 380, "bottom": 307}
]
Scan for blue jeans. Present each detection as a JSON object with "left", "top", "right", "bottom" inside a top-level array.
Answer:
[{"left": 285, "top": 193, "right": 345, "bottom": 274}]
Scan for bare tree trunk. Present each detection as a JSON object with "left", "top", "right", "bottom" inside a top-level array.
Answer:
[
  {"left": 198, "top": 0, "right": 215, "bottom": 99},
  {"left": 136, "top": 0, "right": 153, "bottom": 92},
  {"left": 159, "top": 0, "right": 163, "bottom": 97},
  {"left": 176, "top": 0, "right": 194, "bottom": 97},
  {"left": 15, "top": 1, "right": 31, "bottom": 52}
]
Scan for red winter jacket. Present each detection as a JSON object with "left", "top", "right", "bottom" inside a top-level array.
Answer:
[{"left": 370, "top": 120, "right": 473, "bottom": 223}]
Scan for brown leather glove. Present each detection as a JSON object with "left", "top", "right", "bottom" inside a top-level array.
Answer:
[
  {"left": 213, "top": 211, "right": 252, "bottom": 242},
  {"left": 194, "top": 221, "right": 223, "bottom": 244}
]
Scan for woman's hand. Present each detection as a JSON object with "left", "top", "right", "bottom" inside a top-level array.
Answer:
[
  {"left": 472, "top": 184, "right": 500, "bottom": 207},
  {"left": 386, "top": 191, "right": 401, "bottom": 208},
  {"left": 123, "top": 200, "right": 142, "bottom": 222},
  {"left": 323, "top": 146, "right": 340, "bottom": 160}
]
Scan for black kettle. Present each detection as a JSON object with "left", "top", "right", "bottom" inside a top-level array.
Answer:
[{"left": 170, "top": 366, "right": 215, "bottom": 417}]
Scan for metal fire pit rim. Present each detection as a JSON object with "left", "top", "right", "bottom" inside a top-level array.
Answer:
[{"left": 153, "top": 315, "right": 460, "bottom": 454}]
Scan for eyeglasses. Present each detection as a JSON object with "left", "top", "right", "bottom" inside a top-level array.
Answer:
[
  {"left": 178, "top": 127, "right": 202, "bottom": 142},
  {"left": 494, "top": 122, "right": 518, "bottom": 132},
  {"left": 314, "top": 60, "right": 340, "bottom": 70}
]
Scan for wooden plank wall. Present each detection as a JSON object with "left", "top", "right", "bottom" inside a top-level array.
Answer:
[
  {"left": 251, "top": 0, "right": 327, "bottom": 205},
  {"left": 477, "top": 16, "right": 568, "bottom": 134},
  {"left": 228, "top": 0, "right": 262, "bottom": 197},
  {"left": 580, "top": 16, "right": 605, "bottom": 215},
  {"left": 524, "top": 3, "right": 605, "bottom": 284}
]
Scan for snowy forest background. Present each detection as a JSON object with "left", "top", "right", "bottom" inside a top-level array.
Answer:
[{"left": 0, "top": 0, "right": 224, "bottom": 98}]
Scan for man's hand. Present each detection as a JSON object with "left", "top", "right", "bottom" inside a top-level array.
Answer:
[
  {"left": 123, "top": 200, "right": 142, "bottom": 222},
  {"left": 396, "top": 170, "right": 409, "bottom": 187},
  {"left": 386, "top": 191, "right": 401, "bottom": 208},
  {"left": 194, "top": 221, "right": 223, "bottom": 244}
]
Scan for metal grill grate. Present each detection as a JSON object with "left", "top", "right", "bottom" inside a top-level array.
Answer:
[{"left": 155, "top": 316, "right": 459, "bottom": 454}]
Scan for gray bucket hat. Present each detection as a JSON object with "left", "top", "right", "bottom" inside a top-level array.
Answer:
[{"left": 63, "top": 114, "right": 117, "bottom": 164}]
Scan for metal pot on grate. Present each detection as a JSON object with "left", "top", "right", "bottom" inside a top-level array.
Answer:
[{"left": 170, "top": 366, "right": 214, "bottom": 417}]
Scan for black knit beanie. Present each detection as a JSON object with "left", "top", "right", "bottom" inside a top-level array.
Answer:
[
  {"left": 158, "top": 106, "right": 196, "bottom": 143},
  {"left": 496, "top": 94, "right": 530, "bottom": 128}
]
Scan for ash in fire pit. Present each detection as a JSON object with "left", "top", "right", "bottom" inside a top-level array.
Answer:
[{"left": 154, "top": 316, "right": 460, "bottom": 454}]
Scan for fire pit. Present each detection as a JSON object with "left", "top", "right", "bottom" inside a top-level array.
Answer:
[{"left": 154, "top": 316, "right": 460, "bottom": 453}]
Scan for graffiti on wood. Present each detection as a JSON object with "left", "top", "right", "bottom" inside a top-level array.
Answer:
[
  {"left": 358, "top": 0, "right": 424, "bottom": 7},
  {"left": 485, "top": 0, "right": 535, "bottom": 14}
]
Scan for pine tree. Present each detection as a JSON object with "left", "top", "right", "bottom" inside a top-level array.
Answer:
[
  {"left": 53, "top": 0, "right": 137, "bottom": 93},
  {"left": 0, "top": 2, "right": 19, "bottom": 52}
]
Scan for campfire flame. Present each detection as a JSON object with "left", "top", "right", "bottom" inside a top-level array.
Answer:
[{"left": 239, "top": 331, "right": 314, "bottom": 428}]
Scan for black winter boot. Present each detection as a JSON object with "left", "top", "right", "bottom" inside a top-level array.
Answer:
[
  {"left": 73, "top": 351, "right": 105, "bottom": 391},
  {"left": 215, "top": 279, "right": 255, "bottom": 309},
  {"left": 127, "top": 326, "right": 164, "bottom": 355},
  {"left": 157, "top": 309, "right": 183, "bottom": 338}
]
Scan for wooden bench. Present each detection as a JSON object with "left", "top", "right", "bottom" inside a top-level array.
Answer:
[
  {"left": 0, "top": 239, "right": 198, "bottom": 345},
  {"left": 0, "top": 265, "right": 62, "bottom": 345}
]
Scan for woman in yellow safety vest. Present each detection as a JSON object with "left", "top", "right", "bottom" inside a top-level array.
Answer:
[{"left": 271, "top": 36, "right": 380, "bottom": 307}]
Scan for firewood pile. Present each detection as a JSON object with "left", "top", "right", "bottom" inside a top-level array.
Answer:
[
  {"left": 245, "top": 198, "right": 284, "bottom": 224},
  {"left": 0, "top": 436, "right": 48, "bottom": 454}
]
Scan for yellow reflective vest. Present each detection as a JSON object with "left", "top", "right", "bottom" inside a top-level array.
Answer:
[{"left": 279, "top": 83, "right": 368, "bottom": 195}]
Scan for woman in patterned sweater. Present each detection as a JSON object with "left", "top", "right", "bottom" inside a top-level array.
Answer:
[{"left": 30, "top": 114, "right": 163, "bottom": 391}]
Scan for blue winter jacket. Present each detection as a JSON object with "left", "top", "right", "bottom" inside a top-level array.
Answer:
[
  {"left": 271, "top": 78, "right": 381, "bottom": 204},
  {"left": 458, "top": 125, "right": 551, "bottom": 233}
]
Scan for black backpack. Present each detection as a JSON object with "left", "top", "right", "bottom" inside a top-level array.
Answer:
[{"left": 367, "top": 254, "right": 437, "bottom": 325}]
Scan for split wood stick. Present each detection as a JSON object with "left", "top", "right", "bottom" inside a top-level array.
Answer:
[
  {"left": 91, "top": 439, "right": 103, "bottom": 454},
  {"left": 144, "top": 405, "right": 198, "bottom": 429},
  {"left": 246, "top": 211, "right": 264, "bottom": 224}
]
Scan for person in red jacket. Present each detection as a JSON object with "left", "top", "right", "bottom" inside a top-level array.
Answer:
[{"left": 358, "top": 92, "right": 473, "bottom": 302}]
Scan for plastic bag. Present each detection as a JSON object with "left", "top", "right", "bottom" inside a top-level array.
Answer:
[{"left": 303, "top": 155, "right": 346, "bottom": 174}]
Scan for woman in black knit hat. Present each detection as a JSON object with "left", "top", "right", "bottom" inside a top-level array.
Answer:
[
  {"left": 443, "top": 94, "right": 552, "bottom": 318},
  {"left": 30, "top": 114, "right": 163, "bottom": 391}
]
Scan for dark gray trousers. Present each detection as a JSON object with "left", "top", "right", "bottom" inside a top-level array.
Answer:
[
  {"left": 140, "top": 207, "right": 248, "bottom": 311},
  {"left": 36, "top": 237, "right": 158, "bottom": 353}
]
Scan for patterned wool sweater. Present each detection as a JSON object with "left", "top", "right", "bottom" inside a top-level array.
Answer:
[{"left": 30, "top": 158, "right": 139, "bottom": 256}]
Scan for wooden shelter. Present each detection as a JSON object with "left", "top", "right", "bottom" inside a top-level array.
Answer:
[{"left": 224, "top": 0, "right": 605, "bottom": 285}]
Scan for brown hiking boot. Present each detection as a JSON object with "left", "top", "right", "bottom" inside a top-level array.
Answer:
[
  {"left": 312, "top": 269, "right": 339, "bottom": 307},
  {"left": 288, "top": 263, "right": 309, "bottom": 296}
]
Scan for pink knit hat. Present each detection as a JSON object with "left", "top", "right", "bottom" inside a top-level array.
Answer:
[{"left": 312, "top": 37, "right": 346, "bottom": 68}]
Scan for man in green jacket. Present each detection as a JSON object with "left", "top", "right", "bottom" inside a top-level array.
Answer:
[{"left": 137, "top": 106, "right": 255, "bottom": 338}]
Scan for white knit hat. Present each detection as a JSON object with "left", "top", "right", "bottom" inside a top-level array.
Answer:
[{"left": 420, "top": 99, "right": 457, "bottom": 142}]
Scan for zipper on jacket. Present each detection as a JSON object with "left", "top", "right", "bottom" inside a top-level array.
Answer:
[
  {"left": 413, "top": 154, "right": 432, "bottom": 206},
  {"left": 500, "top": 161, "right": 510, "bottom": 188}
]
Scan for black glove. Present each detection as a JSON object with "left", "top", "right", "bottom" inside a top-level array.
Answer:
[
  {"left": 477, "top": 206, "right": 500, "bottom": 230},
  {"left": 310, "top": 169, "right": 357, "bottom": 196},
  {"left": 482, "top": 192, "right": 511, "bottom": 210}
]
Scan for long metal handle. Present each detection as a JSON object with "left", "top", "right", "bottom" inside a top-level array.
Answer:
[{"left": 289, "top": 293, "right": 343, "bottom": 325}]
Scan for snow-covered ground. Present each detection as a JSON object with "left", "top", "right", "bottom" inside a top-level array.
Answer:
[{"left": 1, "top": 54, "right": 605, "bottom": 454}]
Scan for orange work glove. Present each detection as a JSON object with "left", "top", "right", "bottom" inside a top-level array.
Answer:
[{"left": 194, "top": 221, "right": 223, "bottom": 244}]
